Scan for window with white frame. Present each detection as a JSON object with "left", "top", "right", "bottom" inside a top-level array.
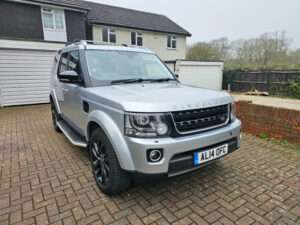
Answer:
[
  {"left": 167, "top": 35, "right": 177, "bottom": 49},
  {"left": 41, "top": 8, "right": 65, "bottom": 30},
  {"left": 102, "top": 28, "right": 117, "bottom": 43},
  {"left": 131, "top": 32, "right": 143, "bottom": 46}
]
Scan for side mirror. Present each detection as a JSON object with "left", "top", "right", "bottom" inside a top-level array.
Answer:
[{"left": 59, "top": 70, "right": 80, "bottom": 82}]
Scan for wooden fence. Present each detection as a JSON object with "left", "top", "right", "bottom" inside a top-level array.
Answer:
[{"left": 223, "top": 70, "right": 300, "bottom": 96}]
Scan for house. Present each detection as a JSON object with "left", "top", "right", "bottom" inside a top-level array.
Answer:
[
  {"left": 0, "top": 0, "right": 191, "bottom": 106},
  {"left": 81, "top": 1, "right": 191, "bottom": 61}
]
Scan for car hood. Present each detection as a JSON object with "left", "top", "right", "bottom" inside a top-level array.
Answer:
[{"left": 85, "top": 82, "right": 233, "bottom": 112}]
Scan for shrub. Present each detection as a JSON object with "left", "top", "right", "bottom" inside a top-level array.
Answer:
[{"left": 289, "top": 82, "right": 300, "bottom": 99}]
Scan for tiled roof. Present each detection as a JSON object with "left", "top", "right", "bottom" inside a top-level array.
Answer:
[{"left": 24, "top": 0, "right": 191, "bottom": 36}]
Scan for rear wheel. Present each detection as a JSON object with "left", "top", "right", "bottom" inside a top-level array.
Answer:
[
  {"left": 51, "top": 103, "right": 61, "bottom": 133},
  {"left": 89, "top": 128, "right": 131, "bottom": 195}
]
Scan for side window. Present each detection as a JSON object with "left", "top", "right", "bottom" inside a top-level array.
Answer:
[
  {"left": 57, "top": 51, "right": 82, "bottom": 83},
  {"left": 58, "top": 52, "right": 68, "bottom": 75},
  {"left": 167, "top": 35, "right": 177, "bottom": 49},
  {"left": 69, "top": 51, "right": 80, "bottom": 74}
]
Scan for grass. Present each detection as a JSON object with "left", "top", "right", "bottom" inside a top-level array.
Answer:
[
  {"left": 271, "top": 139, "right": 300, "bottom": 155},
  {"left": 259, "top": 133, "right": 300, "bottom": 154}
]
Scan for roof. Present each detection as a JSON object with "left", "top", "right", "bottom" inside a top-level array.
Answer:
[
  {"left": 21, "top": 0, "right": 89, "bottom": 11},
  {"left": 25, "top": 0, "right": 191, "bottom": 37},
  {"left": 80, "top": 1, "right": 192, "bottom": 37}
]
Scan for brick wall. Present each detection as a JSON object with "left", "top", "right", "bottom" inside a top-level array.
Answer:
[{"left": 236, "top": 100, "right": 300, "bottom": 144}]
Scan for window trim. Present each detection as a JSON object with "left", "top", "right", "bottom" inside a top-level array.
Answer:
[
  {"left": 41, "top": 7, "right": 66, "bottom": 31},
  {"left": 131, "top": 31, "right": 143, "bottom": 46},
  {"left": 167, "top": 35, "right": 177, "bottom": 49}
]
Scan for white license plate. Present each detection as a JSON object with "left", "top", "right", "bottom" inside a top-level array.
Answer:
[{"left": 194, "top": 144, "right": 228, "bottom": 165}]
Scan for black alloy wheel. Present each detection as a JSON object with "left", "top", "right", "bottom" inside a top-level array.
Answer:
[
  {"left": 89, "top": 128, "right": 131, "bottom": 195},
  {"left": 90, "top": 140, "right": 110, "bottom": 186}
]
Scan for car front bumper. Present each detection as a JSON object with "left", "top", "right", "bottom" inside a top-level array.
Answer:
[{"left": 125, "top": 119, "right": 241, "bottom": 175}]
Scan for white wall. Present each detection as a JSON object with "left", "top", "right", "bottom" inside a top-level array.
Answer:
[
  {"left": 166, "top": 60, "right": 224, "bottom": 91},
  {"left": 92, "top": 25, "right": 187, "bottom": 61}
]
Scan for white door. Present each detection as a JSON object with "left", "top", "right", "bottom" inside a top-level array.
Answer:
[{"left": 0, "top": 49, "right": 56, "bottom": 106}]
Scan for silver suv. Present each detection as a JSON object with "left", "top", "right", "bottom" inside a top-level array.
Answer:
[{"left": 50, "top": 41, "right": 241, "bottom": 195}]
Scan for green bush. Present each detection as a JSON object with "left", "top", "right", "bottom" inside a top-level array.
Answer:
[{"left": 289, "top": 82, "right": 300, "bottom": 99}]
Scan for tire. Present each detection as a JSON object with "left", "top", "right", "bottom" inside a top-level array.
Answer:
[
  {"left": 51, "top": 102, "right": 61, "bottom": 133},
  {"left": 89, "top": 128, "right": 131, "bottom": 195}
]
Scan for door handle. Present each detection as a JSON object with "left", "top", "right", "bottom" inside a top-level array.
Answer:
[{"left": 62, "top": 88, "right": 69, "bottom": 92}]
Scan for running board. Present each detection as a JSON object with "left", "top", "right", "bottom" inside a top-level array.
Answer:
[{"left": 57, "top": 120, "right": 87, "bottom": 148}]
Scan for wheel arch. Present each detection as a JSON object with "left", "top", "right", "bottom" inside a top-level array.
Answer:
[
  {"left": 49, "top": 90, "right": 61, "bottom": 114},
  {"left": 86, "top": 111, "right": 135, "bottom": 171}
]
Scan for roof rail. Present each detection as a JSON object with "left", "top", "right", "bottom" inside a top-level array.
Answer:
[{"left": 65, "top": 40, "right": 147, "bottom": 49}]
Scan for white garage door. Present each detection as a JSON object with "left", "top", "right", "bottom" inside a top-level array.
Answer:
[
  {"left": 0, "top": 49, "right": 56, "bottom": 106},
  {"left": 167, "top": 60, "right": 224, "bottom": 91}
]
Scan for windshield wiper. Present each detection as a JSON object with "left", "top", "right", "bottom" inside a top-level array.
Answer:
[
  {"left": 110, "top": 78, "right": 148, "bottom": 85},
  {"left": 110, "top": 78, "right": 176, "bottom": 85},
  {"left": 149, "top": 78, "right": 176, "bottom": 83}
]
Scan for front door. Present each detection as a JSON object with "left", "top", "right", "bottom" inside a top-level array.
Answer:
[{"left": 57, "top": 51, "right": 86, "bottom": 135}]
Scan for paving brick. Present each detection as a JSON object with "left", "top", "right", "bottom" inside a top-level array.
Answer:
[
  {"left": 291, "top": 205, "right": 300, "bottom": 217},
  {"left": 204, "top": 211, "right": 222, "bottom": 224},
  {"left": 0, "top": 105, "right": 299, "bottom": 225},
  {"left": 142, "top": 212, "right": 162, "bottom": 224},
  {"left": 36, "top": 212, "right": 49, "bottom": 225},
  {"left": 236, "top": 215, "right": 255, "bottom": 225},
  {"left": 127, "top": 214, "right": 143, "bottom": 225}
]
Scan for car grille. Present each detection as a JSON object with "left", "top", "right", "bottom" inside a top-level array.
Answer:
[{"left": 171, "top": 104, "right": 230, "bottom": 134}]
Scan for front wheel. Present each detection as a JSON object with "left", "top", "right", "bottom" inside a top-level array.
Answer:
[{"left": 89, "top": 128, "right": 131, "bottom": 195}]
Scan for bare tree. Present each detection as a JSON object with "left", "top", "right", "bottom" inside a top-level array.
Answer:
[{"left": 187, "top": 31, "right": 296, "bottom": 69}]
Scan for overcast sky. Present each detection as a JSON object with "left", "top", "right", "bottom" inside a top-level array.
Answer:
[{"left": 88, "top": 0, "right": 300, "bottom": 48}]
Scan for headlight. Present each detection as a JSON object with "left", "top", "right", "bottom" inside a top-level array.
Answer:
[
  {"left": 125, "top": 113, "right": 171, "bottom": 138},
  {"left": 230, "top": 102, "right": 236, "bottom": 121}
]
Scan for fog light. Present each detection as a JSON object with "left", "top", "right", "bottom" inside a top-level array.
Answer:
[{"left": 147, "top": 149, "right": 163, "bottom": 162}]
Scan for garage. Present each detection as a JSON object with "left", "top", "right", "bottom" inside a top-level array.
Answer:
[
  {"left": 0, "top": 40, "right": 63, "bottom": 107},
  {"left": 165, "top": 60, "right": 224, "bottom": 91}
]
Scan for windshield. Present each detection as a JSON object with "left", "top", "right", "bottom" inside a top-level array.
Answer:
[{"left": 85, "top": 50, "right": 174, "bottom": 84}]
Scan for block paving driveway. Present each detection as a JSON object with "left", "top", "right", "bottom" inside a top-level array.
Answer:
[{"left": 0, "top": 105, "right": 299, "bottom": 225}]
